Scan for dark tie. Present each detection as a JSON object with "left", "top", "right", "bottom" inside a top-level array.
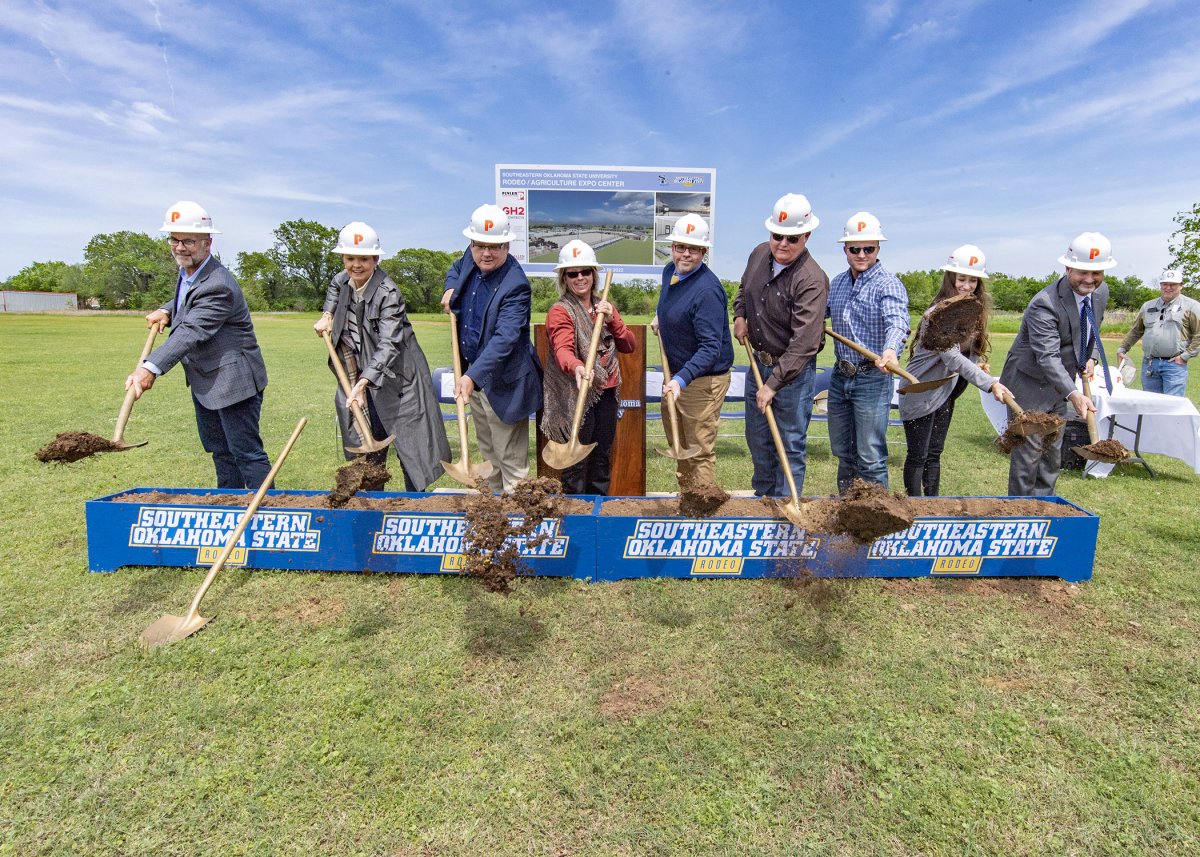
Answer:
[
  {"left": 1078, "top": 297, "right": 1091, "bottom": 369},
  {"left": 1081, "top": 296, "right": 1113, "bottom": 394}
]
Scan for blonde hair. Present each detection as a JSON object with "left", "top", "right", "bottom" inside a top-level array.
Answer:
[{"left": 554, "top": 265, "right": 600, "bottom": 296}]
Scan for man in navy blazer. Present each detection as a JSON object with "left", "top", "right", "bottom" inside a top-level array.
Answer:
[
  {"left": 441, "top": 204, "right": 542, "bottom": 492},
  {"left": 999, "top": 232, "right": 1114, "bottom": 496},
  {"left": 126, "top": 201, "right": 271, "bottom": 489}
]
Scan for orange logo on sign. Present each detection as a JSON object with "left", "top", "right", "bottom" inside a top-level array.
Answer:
[
  {"left": 1089, "top": 248, "right": 1100, "bottom": 260},
  {"left": 969, "top": 256, "right": 979, "bottom": 267},
  {"left": 353, "top": 234, "right": 363, "bottom": 245},
  {"left": 483, "top": 219, "right": 495, "bottom": 233},
  {"left": 171, "top": 211, "right": 181, "bottom": 223}
]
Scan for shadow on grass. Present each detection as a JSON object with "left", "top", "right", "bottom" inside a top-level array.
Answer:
[
  {"left": 774, "top": 579, "right": 852, "bottom": 665},
  {"left": 461, "top": 595, "right": 549, "bottom": 659},
  {"left": 344, "top": 601, "right": 397, "bottom": 640}
]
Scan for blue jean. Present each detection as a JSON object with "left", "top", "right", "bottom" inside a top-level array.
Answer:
[
  {"left": 745, "top": 359, "right": 815, "bottom": 497},
  {"left": 192, "top": 391, "right": 272, "bottom": 489},
  {"left": 828, "top": 366, "right": 893, "bottom": 492},
  {"left": 1142, "top": 357, "right": 1189, "bottom": 397}
]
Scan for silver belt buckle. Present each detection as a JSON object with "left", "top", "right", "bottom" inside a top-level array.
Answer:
[
  {"left": 836, "top": 359, "right": 858, "bottom": 377},
  {"left": 756, "top": 350, "right": 777, "bottom": 366}
]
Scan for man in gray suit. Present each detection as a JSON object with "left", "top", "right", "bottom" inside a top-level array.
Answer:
[
  {"left": 999, "top": 232, "right": 1115, "bottom": 496},
  {"left": 126, "top": 201, "right": 271, "bottom": 488}
]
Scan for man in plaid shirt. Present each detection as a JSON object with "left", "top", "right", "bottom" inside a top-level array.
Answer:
[{"left": 826, "top": 211, "right": 909, "bottom": 492}]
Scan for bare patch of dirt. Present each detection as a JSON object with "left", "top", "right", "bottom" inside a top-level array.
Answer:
[
  {"left": 327, "top": 457, "right": 391, "bottom": 507},
  {"left": 920, "top": 294, "right": 983, "bottom": 351},
  {"left": 598, "top": 675, "right": 668, "bottom": 719},
  {"left": 35, "top": 431, "right": 123, "bottom": 463},
  {"left": 461, "top": 477, "right": 567, "bottom": 594},
  {"left": 271, "top": 595, "right": 346, "bottom": 625}
]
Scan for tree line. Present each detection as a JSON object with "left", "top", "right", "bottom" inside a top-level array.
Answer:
[{"left": 5, "top": 210, "right": 1199, "bottom": 314}]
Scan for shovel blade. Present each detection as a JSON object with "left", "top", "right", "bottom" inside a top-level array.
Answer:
[
  {"left": 139, "top": 612, "right": 212, "bottom": 649},
  {"left": 345, "top": 433, "right": 393, "bottom": 455},
  {"left": 898, "top": 376, "right": 955, "bottom": 395},
  {"left": 1070, "top": 444, "right": 1128, "bottom": 463},
  {"left": 542, "top": 439, "right": 596, "bottom": 470},
  {"left": 109, "top": 440, "right": 149, "bottom": 450},
  {"left": 440, "top": 458, "right": 495, "bottom": 488}
]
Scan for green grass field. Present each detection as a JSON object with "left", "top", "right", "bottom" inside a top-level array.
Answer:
[
  {"left": 531, "top": 239, "right": 652, "bottom": 266},
  {"left": 2, "top": 313, "right": 1198, "bottom": 855}
]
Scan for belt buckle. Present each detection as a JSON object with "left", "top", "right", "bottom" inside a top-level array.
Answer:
[
  {"left": 756, "top": 350, "right": 776, "bottom": 367},
  {"left": 836, "top": 359, "right": 858, "bottom": 377}
]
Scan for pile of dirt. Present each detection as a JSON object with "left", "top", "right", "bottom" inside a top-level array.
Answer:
[
  {"left": 1074, "top": 437, "right": 1130, "bottom": 461},
  {"left": 327, "top": 457, "right": 391, "bottom": 507},
  {"left": 460, "top": 477, "right": 567, "bottom": 594},
  {"left": 996, "top": 411, "right": 1064, "bottom": 454},
  {"left": 920, "top": 294, "right": 983, "bottom": 351},
  {"left": 35, "top": 431, "right": 124, "bottom": 463},
  {"left": 111, "top": 490, "right": 593, "bottom": 514},
  {"left": 832, "top": 480, "right": 916, "bottom": 544},
  {"left": 679, "top": 482, "right": 730, "bottom": 518}
]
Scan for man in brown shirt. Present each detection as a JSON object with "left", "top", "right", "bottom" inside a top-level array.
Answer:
[{"left": 733, "top": 193, "right": 830, "bottom": 497}]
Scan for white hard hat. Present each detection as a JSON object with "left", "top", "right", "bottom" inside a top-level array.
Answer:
[
  {"left": 554, "top": 239, "right": 599, "bottom": 270},
  {"left": 668, "top": 213, "right": 712, "bottom": 248},
  {"left": 160, "top": 200, "right": 220, "bottom": 234},
  {"left": 462, "top": 203, "right": 512, "bottom": 244},
  {"left": 1058, "top": 232, "right": 1117, "bottom": 271},
  {"left": 765, "top": 193, "right": 819, "bottom": 236},
  {"left": 334, "top": 221, "right": 383, "bottom": 256},
  {"left": 838, "top": 211, "right": 886, "bottom": 243},
  {"left": 1160, "top": 269, "right": 1183, "bottom": 284},
  {"left": 942, "top": 244, "right": 989, "bottom": 279}
]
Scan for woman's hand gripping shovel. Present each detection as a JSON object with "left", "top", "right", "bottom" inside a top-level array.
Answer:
[{"left": 321, "top": 331, "right": 393, "bottom": 455}]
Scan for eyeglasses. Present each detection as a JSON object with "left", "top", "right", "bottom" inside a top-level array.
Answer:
[
  {"left": 671, "top": 244, "right": 705, "bottom": 255},
  {"left": 564, "top": 269, "right": 593, "bottom": 279},
  {"left": 770, "top": 233, "right": 801, "bottom": 245},
  {"left": 167, "top": 236, "right": 203, "bottom": 249},
  {"left": 846, "top": 246, "right": 877, "bottom": 256},
  {"left": 470, "top": 241, "right": 506, "bottom": 251}
]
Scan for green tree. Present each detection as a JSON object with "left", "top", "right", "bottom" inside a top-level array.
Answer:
[
  {"left": 899, "top": 269, "right": 942, "bottom": 313},
  {"left": 1105, "top": 274, "right": 1155, "bottom": 310},
  {"left": 81, "top": 231, "right": 177, "bottom": 310},
  {"left": 235, "top": 251, "right": 288, "bottom": 311},
  {"left": 269, "top": 220, "right": 339, "bottom": 310},
  {"left": 1169, "top": 202, "right": 1200, "bottom": 287},
  {"left": 4, "top": 260, "right": 79, "bottom": 293},
  {"left": 380, "top": 248, "right": 461, "bottom": 313}
]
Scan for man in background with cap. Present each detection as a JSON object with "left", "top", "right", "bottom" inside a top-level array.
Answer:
[
  {"left": 734, "top": 193, "right": 829, "bottom": 497},
  {"left": 441, "top": 204, "right": 543, "bottom": 492},
  {"left": 126, "top": 200, "right": 271, "bottom": 489},
  {"left": 826, "top": 211, "right": 909, "bottom": 493},
  {"left": 1117, "top": 269, "right": 1199, "bottom": 398},
  {"left": 1000, "top": 232, "right": 1113, "bottom": 495}
]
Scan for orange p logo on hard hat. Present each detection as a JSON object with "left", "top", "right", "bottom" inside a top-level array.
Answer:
[
  {"left": 778, "top": 212, "right": 788, "bottom": 223},
  {"left": 483, "top": 219, "right": 494, "bottom": 233},
  {"left": 1089, "top": 248, "right": 1100, "bottom": 260},
  {"left": 969, "top": 256, "right": 979, "bottom": 267},
  {"left": 857, "top": 221, "right": 866, "bottom": 232},
  {"left": 572, "top": 246, "right": 580, "bottom": 257},
  {"left": 171, "top": 211, "right": 181, "bottom": 223},
  {"left": 353, "top": 234, "right": 363, "bottom": 245},
  {"left": 685, "top": 223, "right": 696, "bottom": 235}
]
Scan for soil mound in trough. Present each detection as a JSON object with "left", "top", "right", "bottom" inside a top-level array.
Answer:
[
  {"left": 327, "top": 457, "right": 391, "bottom": 507},
  {"left": 36, "top": 431, "right": 123, "bottom": 463},
  {"left": 679, "top": 482, "right": 730, "bottom": 518},
  {"left": 461, "top": 477, "right": 567, "bottom": 594},
  {"left": 833, "top": 479, "right": 916, "bottom": 544},
  {"left": 1075, "top": 438, "right": 1130, "bottom": 461},
  {"left": 920, "top": 294, "right": 983, "bottom": 352}
]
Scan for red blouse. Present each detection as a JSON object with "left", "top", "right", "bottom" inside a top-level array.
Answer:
[{"left": 546, "top": 302, "right": 636, "bottom": 390}]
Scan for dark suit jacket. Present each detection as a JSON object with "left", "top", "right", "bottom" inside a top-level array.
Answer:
[
  {"left": 444, "top": 249, "right": 543, "bottom": 424},
  {"left": 149, "top": 256, "right": 268, "bottom": 410},
  {"left": 1000, "top": 276, "right": 1108, "bottom": 412}
]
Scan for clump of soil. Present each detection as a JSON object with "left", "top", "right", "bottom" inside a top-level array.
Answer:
[
  {"left": 35, "top": 431, "right": 124, "bottom": 463},
  {"left": 920, "top": 294, "right": 983, "bottom": 351},
  {"left": 461, "top": 477, "right": 566, "bottom": 594},
  {"left": 1073, "top": 438, "right": 1130, "bottom": 462},
  {"left": 996, "top": 410, "right": 1065, "bottom": 454},
  {"left": 833, "top": 479, "right": 916, "bottom": 544},
  {"left": 679, "top": 482, "right": 730, "bottom": 518},
  {"left": 327, "top": 457, "right": 391, "bottom": 507}
]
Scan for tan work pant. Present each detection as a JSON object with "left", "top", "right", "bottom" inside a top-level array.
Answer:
[
  {"left": 470, "top": 388, "right": 529, "bottom": 493},
  {"left": 661, "top": 371, "right": 731, "bottom": 488}
]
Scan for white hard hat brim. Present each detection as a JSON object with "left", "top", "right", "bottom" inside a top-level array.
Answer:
[
  {"left": 1058, "top": 254, "right": 1117, "bottom": 271},
  {"left": 160, "top": 225, "right": 221, "bottom": 235},
  {"left": 941, "top": 264, "right": 989, "bottom": 279},
  {"left": 763, "top": 215, "right": 819, "bottom": 236},
  {"left": 553, "top": 261, "right": 600, "bottom": 271},
  {"left": 837, "top": 235, "right": 886, "bottom": 243},
  {"left": 335, "top": 246, "right": 383, "bottom": 256},
  {"left": 462, "top": 226, "right": 511, "bottom": 244}
]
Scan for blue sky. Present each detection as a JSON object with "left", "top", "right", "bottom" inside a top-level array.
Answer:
[{"left": 2, "top": 0, "right": 1197, "bottom": 284}]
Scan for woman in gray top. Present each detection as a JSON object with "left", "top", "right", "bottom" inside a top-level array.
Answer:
[{"left": 899, "top": 245, "right": 1010, "bottom": 496}]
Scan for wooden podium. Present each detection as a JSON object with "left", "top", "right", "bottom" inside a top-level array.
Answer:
[{"left": 535, "top": 324, "right": 646, "bottom": 496}]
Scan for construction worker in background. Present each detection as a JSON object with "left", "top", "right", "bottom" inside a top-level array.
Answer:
[
  {"left": 826, "top": 211, "right": 909, "bottom": 492},
  {"left": 733, "top": 193, "right": 829, "bottom": 498},
  {"left": 440, "top": 204, "right": 543, "bottom": 492},
  {"left": 126, "top": 201, "right": 272, "bottom": 489},
  {"left": 1117, "top": 269, "right": 1200, "bottom": 397},
  {"left": 1000, "top": 232, "right": 1113, "bottom": 495},
  {"left": 654, "top": 213, "right": 734, "bottom": 489}
]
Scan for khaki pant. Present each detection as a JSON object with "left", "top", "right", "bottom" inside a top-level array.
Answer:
[
  {"left": 470, "top": 388, "right": 529, "bottom": 493},
  {"left": 661, "top": 371, "right": 730, "bottom": 488}
]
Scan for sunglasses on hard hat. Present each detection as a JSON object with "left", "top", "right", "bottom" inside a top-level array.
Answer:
[
  {"left": 846, "top": 246, "right": 877, "bottom": 256},
  {"left": 770, "top": 233, "right": 802, "bottom": 245},
  {"left": 564, "top": 269, "right": 593, "bottom": 279}
]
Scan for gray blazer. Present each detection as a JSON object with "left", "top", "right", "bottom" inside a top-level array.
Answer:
[
  {"left": 149, "top": 256, "right": 267, "bottom": 411},
  {"left": 899, "top": 315, "right": 996, "bottom": 421},
  {"left": 1000, "top": 276, "right": 1109, "bottom": 413}
]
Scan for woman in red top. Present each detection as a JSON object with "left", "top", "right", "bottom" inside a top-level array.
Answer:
[{"left": 542, "top": 239, "right": 636, "bottom": 495}]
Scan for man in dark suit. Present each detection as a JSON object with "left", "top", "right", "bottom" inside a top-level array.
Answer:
[
  {"left": 440, "top": 204, "right": 543, "bottom": 492},
  {"left": 126, "top": 201, "right": 271, "bottom": 488},
  {"left": 999, "top": 232, "right": 1115, "bottom": 495}
]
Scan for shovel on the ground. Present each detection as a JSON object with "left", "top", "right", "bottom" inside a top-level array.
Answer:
[
  {"left": 139, "top": 417, "right": 307, "bottom": 648},
  {"left": 1070, "top": 374, "right": 1130, "bottom": 463},
  {"left": 653, "top": 327, "right": 701, "bottom": 461},
  {"left": 824, "top": 327, "right": 954, "bottom": 394},
  {"left": 110, "top": 323, "right": 164, "bottom": 450},
  {"left": 543, "top": 271, "right": 613, "bottom": 470},
  {"left": 743, "top": 342, "right": 806, "bottom": 529},
  {"left": 321, "top": 331, "right": 393, "bottom": 456},
  {"left": 440, "top": 311, "right": 494, "bottom": 487}
]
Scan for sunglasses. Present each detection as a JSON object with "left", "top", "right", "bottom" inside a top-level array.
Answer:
[
  {"left": 846, "top": 246, "right": 877, "bottom": 256},
  {"left": 563, "top": 269, "right": 593, "bottom": 279},
  {"left": 770, "top": 233, "right": 802, "bottom": 245}
]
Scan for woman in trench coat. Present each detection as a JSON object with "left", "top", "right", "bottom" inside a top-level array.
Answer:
[{"left": 313, "top": 222, "right": 450, "bottom": 490}]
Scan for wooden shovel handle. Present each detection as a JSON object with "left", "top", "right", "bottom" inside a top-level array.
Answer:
[
  {"left": 743, "top": 342, "right": 801, "bottom": 508},
  {"left": 654, "top": 327, "right": 686, "bottom": 456},
  {"left": 823, "top": 327, "right": 919, "bottom": 384},
  {"left": 568, "top": 271, "right": 614, "bottom": 434},
  {"left": 447, "top": 314, "right": 471, "bottom": 464},
  {"left": 1000, "top": 390, "right": 1026, "bottom": 418},
  {"left": 112, "top": 325, "right": 162, "bottom": 443},
  {"left": 322, "top": 331, "right": 376, "bottom": 448},
  {"left": 1080, "top": 374, "right": 1099, "bottom": 443}
]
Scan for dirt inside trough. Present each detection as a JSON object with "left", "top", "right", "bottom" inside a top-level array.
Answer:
[
  {"left": 679, "top": 482, "right": 730, "bottom": 518},
  {"left": 35, "top": 431, "right": 124, "bottom": 463},
  {"left": 920, "top": 294, "right": 983, "bottom": 352},
  {"left": 996, "top": 410, "right": 1065, "bottom": 454},
  {"left": 833, "top": 480, "right": 917, "bottom": 544},
  {"left": 112, "top": 489, "right": 593, "bottom": 515},
  {"left": 327, "top": 457, "right": 391, "bottom": 507},
  {"left": 460, "top": 477, "right": 566, "bottom": 594},
  {"left": 1074, "top": 438, "right": 1130, "bottom": 461}
]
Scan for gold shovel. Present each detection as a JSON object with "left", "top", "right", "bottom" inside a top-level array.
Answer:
[
  {"left": 653, "top": 327, "right": 701, "bottom": 461},
  {"left": 824, "top": 327, "right": 954, "bottom": 394},
  {"left": 110, "top": 324, "right": 163, "bottom": 450},
  {"left": 439, "top": 312, "right": 495, "bottom": 487},
  {"left": 743, "top": 342, "right": 806, "bottom": 529},
  {"left": 139, "top": 417, "right": 307, "bottom": 648},
  {"left": 1070, "top": 374, "right": 1129, "bottom": 463},
  {"left": 321, "top": 331, "right": 393, "bottom": 455},
  {"left": 542, "top": 272, "right": 614, "bottom": 470}
]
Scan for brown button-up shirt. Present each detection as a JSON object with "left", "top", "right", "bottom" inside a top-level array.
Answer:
[{"left": 733, "top": 242, "right": 829, "bottom": 391}]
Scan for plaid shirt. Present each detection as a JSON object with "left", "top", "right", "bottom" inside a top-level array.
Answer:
[{"left": 827, "top": 261, "right": 909, "bottom": 362}]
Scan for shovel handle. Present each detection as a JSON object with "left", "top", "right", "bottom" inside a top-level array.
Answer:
[
  {"left": 322, "top": 331, "right": 377, "bottom": 449},
  {"left": 568, "top": 272, "right": 614, "bottom": 434},
  {"left": 447, "top": 314, "right": 472, "bottom": 464},
  {"left": 654, "top": 327, "right": 687, "bottom": 456},
  {"left": 743, "top": 342, "right": 801, "bottom": 509},
  {"left": 824, "top": 327, "right": 919, "bottom": 384},
  {"left": 113, "top": 325, "right": 162, "bottom": 443},
  {"left": 1000, "top": 390, "right": 1026, "bottom": 418},
  {"left": 182, "top": 417, "right": 307, "bottom": 623},
  {"left": 1081, "top": 374, "right": 1099, "bottom": 443}
]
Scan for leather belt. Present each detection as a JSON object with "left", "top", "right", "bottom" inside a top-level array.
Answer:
[{"left": 835, "top": 359, "right": 874, "bottom": 377}]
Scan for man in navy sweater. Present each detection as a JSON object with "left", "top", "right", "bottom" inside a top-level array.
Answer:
[{"left": 654, "top": 213, "right": 734, "bottom": 488}]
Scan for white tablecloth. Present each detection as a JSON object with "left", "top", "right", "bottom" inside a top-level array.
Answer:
[{"left": 979, "top": 369, "right": 1200, "bottom": 476}]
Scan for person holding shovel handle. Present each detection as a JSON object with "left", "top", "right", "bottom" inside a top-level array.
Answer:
[
  {"left": 899, "top": 245, "right": 1011, "bottom": 497},
  {"left": 541, "top": 240, "right": 636, "bottom": 495},
  {"left": 313, "top": 222, "right": 449, "bottom": 491},
  {"left": 733, "top": 193, "right": 829, "bottom": 498}
]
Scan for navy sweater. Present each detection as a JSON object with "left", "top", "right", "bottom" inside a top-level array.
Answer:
[{"left": 656, "top": 262, "right": 734, "bottom": 387}]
